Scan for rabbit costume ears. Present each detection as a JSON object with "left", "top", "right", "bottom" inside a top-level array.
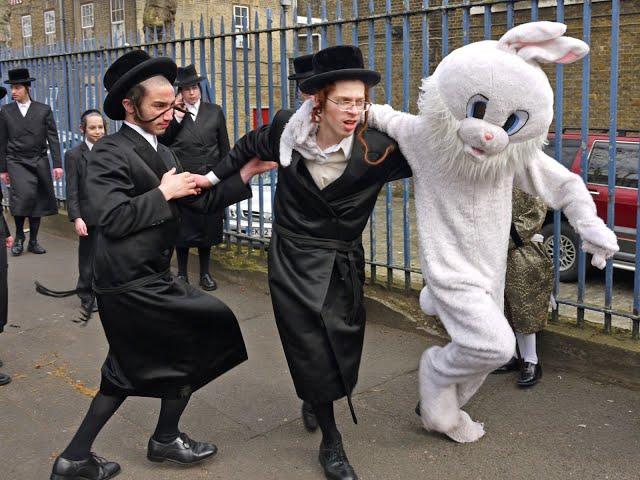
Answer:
[{"left": 498, "top": 21, "right": 589, "bottom": 64}]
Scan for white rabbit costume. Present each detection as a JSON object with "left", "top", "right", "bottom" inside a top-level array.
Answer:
[{"left": 365, "top": 22, "right": 619, "bottom": 443}]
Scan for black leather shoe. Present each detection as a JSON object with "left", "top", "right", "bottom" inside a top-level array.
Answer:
[
  {"left": 318, "top": 441, "right": 358, "bottom": 480},
  {"left": 517, "top": 362, "right": 542, "bottom": 388},
  {"left": 176, "top": 274, "right": 189, "bottom": 284},
  {"left": 0, "top": 372, "right": 11, "bottom": 386},
  {"left": 147, "top": 432, "right": 217, "bottom": 465},
  {"left": 492, "top": 357, "right": 520, "bottom": 374},
  {"left": 50, "top": 453, "right": 120, "bottom": 480},
  {"left": 11, "top": 237, "right": 23, "bottom": 256},
  {"left": 199, "top": 273, "right": 217, "bottom": 291},
  {"left": 28, "top": 241, "right": 47, "bottom": 254},
  {"left": 302, "top": 401, "right": 318, "bottom": 432}
]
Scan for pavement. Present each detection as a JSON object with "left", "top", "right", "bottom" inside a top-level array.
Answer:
[{"left": 0, "top": 230, "right": 639, "bottom": 480}]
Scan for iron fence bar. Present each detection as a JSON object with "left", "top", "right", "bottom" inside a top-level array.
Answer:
[
  {"left": 483, "top": 4, "right": 492, "bottom": 40},
  {"left": 422, "top": 0, "right": 430, "bottom": 77},
  {"left": 442, "top": 0, "right": 450, "bottom": 57},
  {"left": 368, "top": 0, "right": 377, "bottom": 285},
  {"left": 254, "top": 12, "right": 266, "bottom": 248},
  {"left": 462, "top": 0, "right": 471, "bottom": 45},
  {"left": 402, "top": 0, "right": 411, "bottom": 293},
  {"left": 267, "top": 9, "right": 277, "bottom": 213},
  {"left": 336, "top": 0, "right": 343, "bottom": 45},
  {"left": 604, "top": 0, "right": 620, "bottom": 334},
  {"left": 352, "top": 0, "right": 359, "bottom": 46},
  {"left": 556, "top": 298, "right": 639, "bottom": 324},
  {"left": 531, "top": 0, "right": 539, "bottom": 21},
  {"left": 384, "top": 0, "right": 393, "bottom": 290}
]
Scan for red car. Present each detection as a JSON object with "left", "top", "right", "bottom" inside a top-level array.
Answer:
[{"left": 541, "top": 130, "right": 640, "bottom": 282}]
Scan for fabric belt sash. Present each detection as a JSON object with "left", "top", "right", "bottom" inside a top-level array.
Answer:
[{"left": 93, "top": 269, "right": 171, "bottom": 295}]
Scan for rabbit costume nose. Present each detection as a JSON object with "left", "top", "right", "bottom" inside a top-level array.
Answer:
[{"left": 484, "top": 132, "right": 494, "bottom": 141}]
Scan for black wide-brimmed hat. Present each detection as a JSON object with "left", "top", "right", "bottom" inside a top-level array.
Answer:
[
  {"left": 299, "top": 45, "right": 380, "bottom": 94},
  {"left": 4, "top": 68, "right": 35, "bottom": 85},
  {"left": 103, "top": 50, "right": 177, "bottom": 120},
  {"left": 288, "top": 54, "right": 314, "bottom": 82},
  {"left": 0, "top": 86, "right": 6, "bottom": 100},
  {"left": 175, "top": 64, "right": 206, "bottom": 88}
]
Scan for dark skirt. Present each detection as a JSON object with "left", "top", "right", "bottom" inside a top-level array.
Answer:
[
  {"left": 7, "top": 156, "right": 58, "bottom": 217},
  {"left": 97, "top": 273, "right": 247, "bottom": 398}
]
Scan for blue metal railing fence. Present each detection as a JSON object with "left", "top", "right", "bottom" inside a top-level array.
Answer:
[{"left": 0, "top": 0, "right": 637, "bottom": 339}]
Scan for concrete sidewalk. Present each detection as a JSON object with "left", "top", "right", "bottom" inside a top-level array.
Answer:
[{"left": 0, "top": 231, "right": 638, "bottom": 480}]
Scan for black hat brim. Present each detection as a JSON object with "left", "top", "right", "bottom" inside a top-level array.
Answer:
[
  {"left": 288, "top": 71, "right": 314, "bottom": 81},
  {"left": 0, "top": 86, "right": 6, "bottom": 100},
  {"left": 4, "top": 78, "right": 35, "bottom": 85},
  {"left": 299, "top": 69, "right": 380, "bottom": 94},
  {"left": 104, "top": 57, "right": 177, "bottom": 121},
  {"left": 176, "top": 75, "right": 207, "bottom": 88}
]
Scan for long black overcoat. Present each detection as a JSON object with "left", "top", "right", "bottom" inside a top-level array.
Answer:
[
  {"left": 0, "top": 189, "right": 9, "bottom": 333},
  {"left": 158, "top": 102, "right": 230, "bottom": 247},
  {"left": 212, "top": 110, "right": 412, "bottom": 416},
  {"left": 64, "top": 142, "right": 97, "bottom": 226},
  {"left": 0, "top": 101, "right": 62, "bottom": 217},
  {"left": 86, "top": 124, "right": 251, "bottom": 398}
]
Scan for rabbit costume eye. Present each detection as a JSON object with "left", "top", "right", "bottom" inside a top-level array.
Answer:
[
  {"left": 466, "top": 94, "right": 489, "bottom": 119},
  {"left": 502, "top": 110, "right": 529, "bottom": 135}
]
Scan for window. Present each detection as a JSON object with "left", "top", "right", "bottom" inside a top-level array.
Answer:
[
  {"left": 44, "top": 10, "right": 56, "bottom": 53},
  {"left": 542, "top": 138, "right": 581, "bottom": 169},
  {"left": 81, "top": 3, "right": 95, "bottom": 50},
  {"left": 588, "top": 141, "right": 640, "bottom": 188},
  {"left": 233, "top": 5, "right": 249, "bottom": 49},
  {"left": 21, "top": 15, "right": 32, "bottom": 56},
  {"left": 297, "top": 32, "right": 321, "bottom": 53},
  {"left": 110, "top": 0, "right": 126, "bottom": 47}
]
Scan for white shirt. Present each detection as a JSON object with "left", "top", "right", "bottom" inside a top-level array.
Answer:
[
  {"left": 124, "top": 121, "right": 158, "bottom": 151},
  {"left": 17, "top": 100, "right": 31, "bottom": 117},
  {"left": 304, "top": 134, "right": 353, "bottom": 190},
  {"left": 177, "top": 99, "right": 200, "bottom": 124},
  {"left": 85, "top": 139, "right": 94, "bottom": 151}
]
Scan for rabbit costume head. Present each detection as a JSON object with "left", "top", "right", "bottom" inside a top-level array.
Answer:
[{"left": 419, "top": 21, "right": 589, "bottom": 181}]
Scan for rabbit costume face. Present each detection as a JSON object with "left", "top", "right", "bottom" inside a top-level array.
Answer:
[{"left": 365, "top": 22, "right": 618, "bottom": 444}]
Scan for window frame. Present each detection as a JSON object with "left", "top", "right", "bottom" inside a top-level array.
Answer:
[{"left": 233, "top": 5, "right": 250, "bottom": 49}]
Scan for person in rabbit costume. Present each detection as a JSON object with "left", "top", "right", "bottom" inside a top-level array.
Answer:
[{"left": 366, "top": 21, "right": 619, "bottom": 443}]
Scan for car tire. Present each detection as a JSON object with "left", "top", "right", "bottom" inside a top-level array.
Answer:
[{"left": 541, "top": 221, "right": 583, "bottom": 283}]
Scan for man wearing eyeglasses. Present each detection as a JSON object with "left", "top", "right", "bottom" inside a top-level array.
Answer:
[{"left": 198, "top": 45, "right": 412, "bottom": 480}]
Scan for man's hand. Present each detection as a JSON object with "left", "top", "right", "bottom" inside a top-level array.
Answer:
[
  {"left": 158, "top": 167, "right": 198, "bottom": 200},
  {"left": 0, "top": 172, "right": 9, "bottom": 185},
  {"left": 74, "top": 218, "right": 88, "bottom": 237},
  {"left": 174, "top": 93, "right": 185, "bottom": 122},
  {"left": 53, "top": 168, "right": 64, "bottom": 180},
  {"left": 193, "top": 174, "right": 212, "bottom": 190},
  {"left": 240, "top": 158, "right": 278, "bottom": 184},
  {"left": 5, "top": 236, "right": 13, "bottom": 249}
]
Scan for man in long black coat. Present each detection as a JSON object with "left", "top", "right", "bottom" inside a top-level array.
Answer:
[
  {"left": 0, "top": 68, "right": 63, "bottom": 256},
  {"left": 64, "top": 109, "right": 106, "bottom": 311},
  {"left": 0, "top": 84, "right": 14, "bottom": 387},
  {"left": 158, "top": 64, "right": 230, "bottom": 291},
  {"left": 200, "top": 46, "right": 412, "bottom": 480},
  {"left": 50, "top": 50, "right": 276, "bottom": 480}
]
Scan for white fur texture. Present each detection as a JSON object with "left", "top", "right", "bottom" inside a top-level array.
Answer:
[{"left": 367, "top": 21, "right": 618, "bottom": 443}]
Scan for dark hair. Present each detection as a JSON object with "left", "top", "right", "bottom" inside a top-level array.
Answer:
[
  {"left": 178, "top": 83, "right": 202, "bottom": 94},
  {"left": 124, "top": 82, "right": 147, "bottom": 110},
  {"left": 80, "top": 109, "right": 105, "bottom": 130},
  {"left": 311, "top": 82, "right": 394, "bottom": 166}
]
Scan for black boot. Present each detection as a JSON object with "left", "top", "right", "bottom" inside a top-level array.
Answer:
[
  {"left": 492, "top": 357, "right": 520, "bottom": 374},
  {"left": 302, "top": 401, "right": 318, "bottom": 432},
  {"left": 11, "top": 237, "right": 23, "bottom": 256},
  {"left": 318, "top": 441, "right": 358, "bottom": 480},
  {"left": 176, "top": 274, "right": 189, "bottom": 284},
  {"left": 50, "top": 453, "right": 120, "bottom": 480},
  {"left": 199, "top": 273, "right": 217, "bottom": 291},
  {"left": 28, "top": 240, "right": 46, "bottom": 254},
  {"left": 147, "top": 432, "right": 217, "bottom": 465},
  {"left": 517, "top": 362, "right": 542, "bottom": 388}
]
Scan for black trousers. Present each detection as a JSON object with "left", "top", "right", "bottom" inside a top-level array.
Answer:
[
  {"left": 0, "top": 241, "right": 7, "bottom": 333},
  {"left": 76, "top": 227, "right": 96, "bottom": 301}
]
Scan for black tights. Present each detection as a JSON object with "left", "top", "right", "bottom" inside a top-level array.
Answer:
[
  {"left": 61, "top": 392, "right": 190, "bottom": 461},
  {"left": 176, "top": 247, "right": 211, "bottom": 278},
  {"left": 310, "top": 401, "right": 342, "bottom": 446},
  {"left": 14, "top": 216, "right": 41, "bottom": 242}
]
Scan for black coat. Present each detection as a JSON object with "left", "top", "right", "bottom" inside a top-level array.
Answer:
[
  {"left": 64, "top": 142, "right": 97, "bottom": 226},
  {"left": 0, "top": 101, "right": 62, "bottom": 217},
  {"left": 0, "top": 189, "right": 8, "bottom": 333},
  {"left": 158, "top": 102, "right": 230, "bottom": 247},
  {"left": 212, "top": 110, "right": 412, "bottom": 414},
  {"left": 86, "top": 124, "right": 251, "bottom": 398}
]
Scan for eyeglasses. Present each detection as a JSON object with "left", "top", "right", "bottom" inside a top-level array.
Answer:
[{"left": 326, "top": 97, "right": 371, "bottom": 112}]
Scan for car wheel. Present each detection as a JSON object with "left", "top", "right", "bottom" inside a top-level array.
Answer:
[{"left": 541, "top": 222, "right": 581, "bottom": 283}]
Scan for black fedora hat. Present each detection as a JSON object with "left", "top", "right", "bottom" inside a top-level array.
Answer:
[
  {"left": 5, "top": 68, "right": 36, "bottom": 85},
  {"left": 288, "top": 54, "right": 314, "bottom": 82},
  {"left": 103, "top": 50, "right": 177, "bottom": 121},
  {"left": 0, "top": 86, "right": 6, "bottom": 101},
  {"left": 175, "top": 64, "right": 206, "bottom": 88},
  {"left": 299, "top": 45, "right": 380, "bottom": 94}
]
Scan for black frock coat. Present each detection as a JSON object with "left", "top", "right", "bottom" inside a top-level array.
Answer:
[
  {"left": 0, "top": 189, "right": 9, "bottom": 333},
  {"left": 212, "top": 110, "right": 412, "bottom": 414},
  {"left": 0, "top": 101, "right": 62, "bottom": 217},
  {"left": 64, "top": 142, "right": 97, "bottom": 226},
  {"left": 158, "top": 102, "right": 230, "bottom": 247},
  {"left": 86, "top": 124, "right": 251, "bottom": 398}
]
